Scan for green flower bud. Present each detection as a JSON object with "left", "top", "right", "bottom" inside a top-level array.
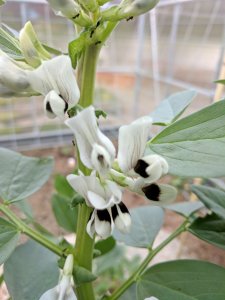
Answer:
[{"left": 79, "top": 0, "right": 99, "bottom": 13}]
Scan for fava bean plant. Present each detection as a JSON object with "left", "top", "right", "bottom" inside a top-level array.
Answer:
[{"left": 1, "top": 0, "right": 225, "bottom": 299}]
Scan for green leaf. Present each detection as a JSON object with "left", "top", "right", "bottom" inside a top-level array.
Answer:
[
  {"left": 51, "top": 194, "right": 77, "bottom": 232},
  {"left": 148, "top": 100, "right": 225, "bottom": 177},
  {"left": 192, "top": 185, "right": 225, "bottom": 219},
  {"left": 0, "top": 148, "right": 53, "bottom": 203},
  {"left": 188, "top": 213, "right": 225, "bottom": 250},
  {"left": 113, "top": 206, "right": 164, "bottom": 248},
  {"left": 0, "top": 27, "right": 23, "bottom": 59},
  {"left": 120, "top": 284, "right": 137, "bottom": 300},
  {"left": 15, "top": 199, "right": 33, "bottom": 219},
  {"left": 4, "top": 240, "right": 59, "bottom": 300},
  {"left": 73, "top": 265, "right": 97, "bottom": 286},
  {"left": 94, "top": 236, "right": 116, "bottom": 256},
  {"left": 150, "top": 90, "right": 196, "bottom": 126},
  {"left": 54, "top": 174, "right": 74, "bottom": 198},
  {"left": 0, "top": 217, "right": 19, "bottom": 265},
  {"left": 165, "top": 201, "right": 204, "bottom": 217},
  {"left": 215, "top": 79, "right": 225, "bottom": 85},
  {"left": 137, "top": 260, "right": 225, "bottom": 300}
]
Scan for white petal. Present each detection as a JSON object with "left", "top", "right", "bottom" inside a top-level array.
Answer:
[
  {"left": 143, "top": 154, "right": 169, "bottom": 175},
  {"left": 91, "top": 143, "right": 112, "bottom": 173},
  {"left": 86, "top": 211, "right": 95, "bottom": 238},
  {"left": 95, "top": 209, "right": 113, "bottom": 239},
  {"left": 0, "top": 56, "right": 30, "bottom": 92},
  {"left": 39, "top": 282, "right": 77, "bottom": 300},
  {"left": 27, "top": 55, "right": 80, "bottom": 107},
  {"left": 66, "top": 174, "right": 89, "bottom": 201},
  {"left": 144, "top": 297, "right": 159, "bottom": 300},
  {"left": 118, "top": 116, "right": 152, "bottom": 173},
  {"left": 113, "top": 204, "right": 131, "bottom": 234},
  {"left": 44, "top": 90, "right": 67, "bottom": 119},
  {"left": 87, "top": 191, "right": 109, "bottom": 210},
  {"left": 63, "top": 254, "right": 73, "bottom": 276},
  {"left": 142, "top": 183, "right": 177, "bottom": 205},
  {"left": 105, "top": 180, "right": 122, "bottom": 204},
  {"left": 65, "top": 106, "right": 115, "bottom": 170},
  {"left": 145, "top": 163, "right": 163, "bottom": 182}
]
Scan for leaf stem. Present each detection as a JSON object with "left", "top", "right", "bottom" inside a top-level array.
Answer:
[
  {"left": 0, "top": 204, "right": 63, "bottom": 257},
  {"left": 107, "top": 219, "right": 189, "bottom": 300}
]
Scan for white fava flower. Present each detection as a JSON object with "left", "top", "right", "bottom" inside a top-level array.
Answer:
[
  {"left": 67, "top": 173, "right": 121, "bottom": 210},
  {"left": 117, "top": 117, "right": 169, "bottom": 182},
  {"left": 122, "top": 0, "right": 159, "bottom": 17},
  {"left": 39, "top": 254, "right": 76, "bottom": 300},
  {"left": 26, "top": 55, "right": 80, "bottom": 118},
  {"left": 65, "top": 106, "right": 115, "bottom": 172},
  {"left": 0, "top": 55, "right": 31, "bottom": 97},
  {"left": 87, "top": 202, "right": 131, "bottom": 239}
]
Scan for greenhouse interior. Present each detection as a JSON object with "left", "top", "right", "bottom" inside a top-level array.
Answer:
[{"left": 1, "top": 0, "right": 225, "bottom": 299}]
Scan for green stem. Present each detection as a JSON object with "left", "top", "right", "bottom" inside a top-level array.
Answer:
[
  {"left": 0, "top": 204, "right": 63, "bottom": 257},
  {"left": 107, "top": 220, "right": 189, "bottom": 300}
]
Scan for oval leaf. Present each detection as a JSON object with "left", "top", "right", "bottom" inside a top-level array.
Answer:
[
  {"left": 0, "top": 217, "right": 19, "bottom": 265},
  {"left": 4, "top": 240, "right": 59, "bottom": 300},
  {"left": 165, "top": 201, "right": 204, "bottom": 217},
  {"left": 192, "top": 185, "right": 225, "bottom": 219},
  {"left": 0, "top": 148, "right": 53, "bottom": 203},
  {"left": 148, "top": 100, "right": 225, "bottom": 177},
  {"left": 137, "top": 260, "right": 225, "bottom": 300},
  {"left": 189, "top": 213, "right": 225, "bottom": 250},
  {"left": 113, "top": 206, "right": 164, "bottom": 248},
  {"left": 150, "top": 90, "right": 196, "bottom": 126}
]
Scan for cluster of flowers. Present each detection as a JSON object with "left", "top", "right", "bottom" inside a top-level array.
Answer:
[{"left": 0, "top": 53, "right": 177, "bottom": 239}]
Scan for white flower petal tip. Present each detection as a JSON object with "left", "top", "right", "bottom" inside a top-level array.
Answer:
[
  {"left": 65, "top": 106, "right": 115, "bottom": 170},
  {"left": 118, "top": 116, "right": 152, "bottom": 173},
  {"left": 63, "top": 254, "right": 74, "bottom": 276},
  {"left": 47, "top": 0, "right": 80, "bottom": 19},
  {"left": 134, "top": 154, "right": 169, "bottom": 180},
  {"left": 27, "top": 55, "right": 80, "bottom": 107},
  {"left": 95, "top": 209, "right": 113, "bottom": 239},
  {"left": 91, "top": 143, "right": 112, "bottom": 173},
  {"left": 44, "top": 90, "right": 68, "bottom": 119},
  {"left": 112, "top": 203, "right": 131, "bottom": 234},
  {"left": 39, "top": 284, "right": 77, "bottom": 300},
  {"left": 144, "top": 297, "right": 159, "bottom": 300},
  {"left": 142, "top": 183, "right": 177, "bottom": 205}
]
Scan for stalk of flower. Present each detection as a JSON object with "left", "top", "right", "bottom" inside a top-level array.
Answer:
[
  {"left": 39, "top": 254, "right": 77, "bottom": 300},
  {"left": 67, "top": 173, "right": 131, "bottom": 239},
  {"left": 65, "top": 106, "right": 115, "bottom": 174}
]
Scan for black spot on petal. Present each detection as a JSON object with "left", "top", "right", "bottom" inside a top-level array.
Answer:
[
  {"left": 64, "top": 100, "right": 68, "bottom": 113},
  {"left": 97, "top": 209, "right": 111, "bottom": 222},
  {"left": 134, "top": 159, "right": 149, "bottom": 178},
  {"left": 118, "top": 202, "right": 130, "bottom": 214},
  {"left": 111, "top": 205, "right": 119, "bottom": 220},
  {"left": 46, "top": 101, "right": 53, "bottom": 113},
  {"left": 142, "top": 183, "right": 161, "bottom": 201}
]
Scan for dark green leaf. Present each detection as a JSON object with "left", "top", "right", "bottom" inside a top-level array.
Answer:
[
  {"left": 0, "top": 148, "right": 53, "bottom": 203},
  {"left": 52, "top": 194, "right": 77, "bottom": 232},
  {"left": 4, "top": 240, "right": 59, "bottom": 300},
  {"left": 73, "top": 265, "right": 97, "bottom": 286},
  {"left": 113, "top": 206, "right": 164, "bottom": 248},
  {"left": 189, "top": 213, "right": 225, "bottom": 250},
  {"left": 150, "top": 90, "right": 196, "bottom": 126},
  {"left": 95, "top": 109, "right": 107, "bottom": 119},
  {"left": 94, "top": 236, "right": 116, "bottom": 256},
  {"left": 54, "top": 174, "right": 74, "bottom": 198},
  {"left": 165, "top": 201, "right": 204, "bottom": 217},
  {"left": 192, "top": 185, "right": 225, "bottom": 219},
  {"left": 148, "top": 100, "right": 225, "bottom": 177},
  {"left": 0, "top": 217, "right": 19, "bottom": 265},
  {"left": 137, "top": 260, "right": 225, "bottom": 300}
]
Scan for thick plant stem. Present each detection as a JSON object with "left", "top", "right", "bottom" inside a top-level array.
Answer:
[
  {"left": 107, "top": 220, "right": 189, "bottom": 300},
  {"left": 75, "top": 43, "right": 101, "bottom": 300},
  {"left": 0, "top": 204, "right": 63, "bottom": 257}
]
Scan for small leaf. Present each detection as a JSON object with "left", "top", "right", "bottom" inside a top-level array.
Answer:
[
  {"left": 94, "top": 236, "right": 116, "bottom": 256},
  {"left": 4, "top": 240, "right": 59, "bottom": 300},
  {"left": 52, "top": 194, "right": 78, "bottom": 232},
  {"left": 73, "top": 265, "right": 97, "bottom": 286},
  {"left": 113, "top": 206, "right": 164, "bottom": 248},
  {"left": 71, "top": 194, "right": 84, "bottom": 207},
  {"left": 0, "top": 27, "right": 23, "bottom": 59},
  {"left": 150, "top": 90, "right": 196, "bottom": 126},
  {"left": 0, "top": 217, "right": 19, "bottom": 265},
  {"left": 137, "top": 260, "right": 225, "bottom": 300},
  {"left": 192, "top": 185, "right": 225, "bottom": 219},
  {"left": 95, "top": 109, "right": 107, "bottom": 119},
  {"left": 0, "top": 148, "right": 53, "bottom": 203},
  {"left": 54, "top": 174, "right": 74, "bottom": 198},
  {"left": 189, "top": 213, "right": 225, "bottom": 250},
  {"left": 148, "top": 100, "right": 225, "bottom": 177},
  {"left": 165, "top": 201, "right": 204, "bottom": 217}
]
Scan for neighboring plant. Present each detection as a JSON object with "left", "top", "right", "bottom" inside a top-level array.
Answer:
[{"left": 1, "top": 1, "right": 225, "bottom": 299}]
